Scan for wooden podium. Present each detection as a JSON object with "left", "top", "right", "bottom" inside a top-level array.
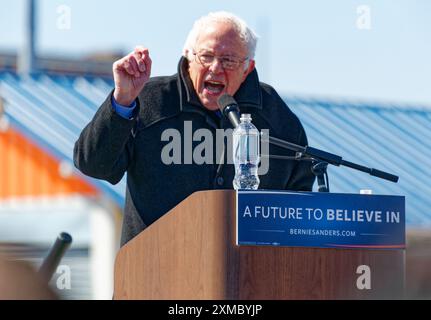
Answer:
[{"left": 113, "top": 190, "right": 404, "bottom": 299}]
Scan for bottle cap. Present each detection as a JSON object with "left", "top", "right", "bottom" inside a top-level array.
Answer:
[{"left": 240, "top": 113, "right": 252, "bottom": 121}]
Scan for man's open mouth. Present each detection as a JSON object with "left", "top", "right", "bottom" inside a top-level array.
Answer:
[{"left": 204, "top": 80, "right": 225, "bottom": 95}]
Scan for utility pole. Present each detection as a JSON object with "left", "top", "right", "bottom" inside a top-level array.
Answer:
[{"left": 18, "top": 0, "right": 37, "bottom": 74}]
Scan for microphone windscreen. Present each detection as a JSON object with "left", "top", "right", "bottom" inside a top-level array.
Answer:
[{"left": 217, "top": 94, "right": 237, "bottom": 112}]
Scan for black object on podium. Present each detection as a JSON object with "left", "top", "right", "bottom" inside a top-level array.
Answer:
[{"left": 38, "top": 232, "right": 72, "bottom": 283}]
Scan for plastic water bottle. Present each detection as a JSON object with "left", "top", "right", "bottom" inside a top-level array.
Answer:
[{"left": 233, "top": 114, "right": 260, "bottom": 190}]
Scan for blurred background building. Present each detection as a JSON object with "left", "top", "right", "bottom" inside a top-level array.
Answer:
[{"left": 0, "top": 0, "right": 430, "bottom": 299}]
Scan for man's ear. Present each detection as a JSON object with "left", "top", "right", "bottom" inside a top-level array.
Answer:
[
  {"left": 243, "top": 59, "right": 255, "bottom": 80},
  {"left": 184, "top": 50, "right": 190, "bottom": 61}
]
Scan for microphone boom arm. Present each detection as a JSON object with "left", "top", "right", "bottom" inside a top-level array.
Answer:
[
  {"left": 265, "top": 135, "right": 399, "bottom": 183},
  {"left": 216, "top": 93, "right": 399, "bottom": 184}
]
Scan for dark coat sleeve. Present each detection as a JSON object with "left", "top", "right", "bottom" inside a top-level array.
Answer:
[{"left": 73, "top": 92, "right": 138, "bottom": 185}]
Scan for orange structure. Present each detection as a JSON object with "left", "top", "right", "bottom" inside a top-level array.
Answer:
[{"left": 0, "top": 126, "right": 98, "bottom": 199}]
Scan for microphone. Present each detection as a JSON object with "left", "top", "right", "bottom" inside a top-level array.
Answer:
[
  {"left": 216, "top": 94, "right": 399, "bottom": 184},
  {"left": 217, "top": 94, "right": 240, "bottom": 128}
]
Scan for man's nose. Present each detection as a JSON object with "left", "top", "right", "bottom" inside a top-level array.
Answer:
[{"left": 208, "top": 58, "right": 224, "bottom": 73}]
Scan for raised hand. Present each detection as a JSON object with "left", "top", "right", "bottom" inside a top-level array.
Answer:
[{"left": 113, "top": 46, "right": 152, "bottom": 106}]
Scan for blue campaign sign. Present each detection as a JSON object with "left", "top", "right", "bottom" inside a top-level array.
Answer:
[{"left": 236, "top": 190, "right": 405, "bottom": 250}]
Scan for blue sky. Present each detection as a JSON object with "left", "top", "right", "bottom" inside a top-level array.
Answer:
[{"left": 1, "top": 0, "right": 430, "bottom": 106}]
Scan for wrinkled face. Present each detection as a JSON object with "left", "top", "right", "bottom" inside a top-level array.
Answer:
[{"left": 187, "top": 21, "right": 255, "bottom": 111}]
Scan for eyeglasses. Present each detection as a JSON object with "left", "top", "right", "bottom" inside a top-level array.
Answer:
[{"left": 193, "top": 51, "right": 248, "bottom": 70}]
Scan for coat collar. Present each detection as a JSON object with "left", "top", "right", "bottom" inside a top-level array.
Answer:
[{"left": 177, "top": 56, "right": 262, "bottom": 113}]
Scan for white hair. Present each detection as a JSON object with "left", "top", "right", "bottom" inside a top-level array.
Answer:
[{"left": 182, "top": 11, "right": 258, "bottom": 61}]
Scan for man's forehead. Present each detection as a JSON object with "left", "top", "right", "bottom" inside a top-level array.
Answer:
[
  {"left": 201, "top": 20, "right": 237, "bottom": 36},
  {"left": 195, "top": 22, "right": 247, "bottom": 55},
  {"left": 196, "top": 46, "right": 239, "bottom": 55}
]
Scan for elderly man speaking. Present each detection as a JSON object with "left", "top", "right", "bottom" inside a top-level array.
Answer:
[{"left": 74, "top": 12, "right": 315, "bottom": 246}]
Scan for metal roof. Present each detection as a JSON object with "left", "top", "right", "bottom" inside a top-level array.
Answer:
[
  {"left": 0, "top": 72, "right": 125, "bottom": 205},
  {"left": 287, "top": 97, "right": 431, "bottom": 227},
  {"left": 1, "top": 72, "right": 430, "bottom": 226}
]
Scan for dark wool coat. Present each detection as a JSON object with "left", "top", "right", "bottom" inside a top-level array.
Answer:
[{"left": 74, "top": 57, "right": 315, "bottom": 246}]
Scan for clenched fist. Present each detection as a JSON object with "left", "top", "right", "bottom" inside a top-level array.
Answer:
[{"left": 113, "top": 46, "right": 152, "bottom": 106}]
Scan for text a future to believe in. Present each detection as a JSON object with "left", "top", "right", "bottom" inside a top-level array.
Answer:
[{"left": 241, "top": 206, "right": 401, "bottom": 224}]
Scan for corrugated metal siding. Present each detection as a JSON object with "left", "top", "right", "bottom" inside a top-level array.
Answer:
[
  {"left": 0, "top": 72, "right": 125, "bottom": 205},
  {"left": 1, "top": 72, "right": 430, "bottom": 226},
  {"left": 287, "top": 98, "right": 431, "bottom": 227},
  {"left": 0, "top": 126, "right": 97, "bottom": 198}
]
